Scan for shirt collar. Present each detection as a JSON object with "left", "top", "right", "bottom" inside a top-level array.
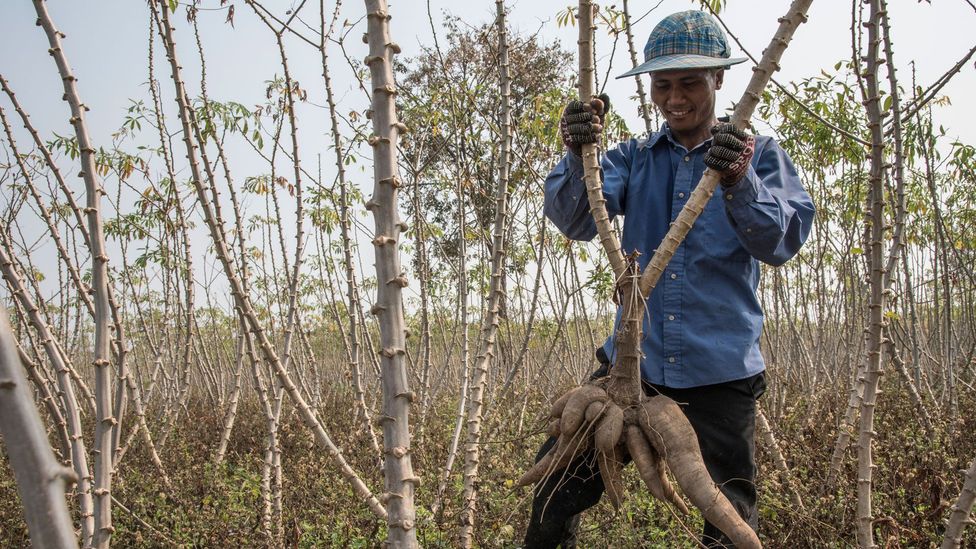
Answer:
[
  {"left": 640, "top": 127, "right": 668, "bottom": 150},
  {"left": 641, "top": 123, "right": 712, "bottom": 153}
]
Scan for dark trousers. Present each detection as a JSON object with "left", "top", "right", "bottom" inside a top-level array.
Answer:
[{"left": 523, "top": 372, "right": 766, "bottom": 548}]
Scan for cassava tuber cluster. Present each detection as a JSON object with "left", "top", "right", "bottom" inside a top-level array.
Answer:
[
  {"left": 518, "top": 273, "right": 761, "bottom": 549},
  {"left": 519, "top": 376, "right": 760, "bottom": 548}
]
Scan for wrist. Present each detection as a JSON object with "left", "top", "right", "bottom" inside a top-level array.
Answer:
[
  {"left": 720, "top": 165, "right": 750, "bottom": 187},
  {"left": 722, "top": 135, "right": 755, "bottom": 185}
]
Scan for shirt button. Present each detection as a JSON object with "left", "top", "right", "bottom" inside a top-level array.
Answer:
[
  {"left": 668, "top": 357, "right": 676, "bottom": 363},
  {"left": 746, "top": 227, "right": 752, "bottom": 233},
  {"left": 683, "top": 156, "right": 690, "bottom": 162},
  {"left": 726, "top": 193, "right": 734, "bottom": 200},
  {"left": 668, "top": 315, "right": 675, "bottom": 321},
  {"left": 670, "top": 273, "right": 677, "bottom": 280},
  {"left": 677, "top": 192, "right": 685, "bottom": 198}
]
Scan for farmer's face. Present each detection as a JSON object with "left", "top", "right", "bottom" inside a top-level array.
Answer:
[{"left": 650, "top": 68, "right": 723, "bottom": 148}]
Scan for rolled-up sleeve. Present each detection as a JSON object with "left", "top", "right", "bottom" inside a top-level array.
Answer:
[{"left": 720, "top": 137, "right": 815, "bottom": 266}]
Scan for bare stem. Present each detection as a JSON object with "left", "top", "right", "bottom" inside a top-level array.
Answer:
[
  {"left": 855, "top": 1, "right": 887, "bottom": 546},
  {"left": 362, "top": 0, "right": 419, "bottom": 543},
  {"left": 578, "top": 0, "right": 627, "bottom": 279},
  {"left": 0, "top": 306, "right": 78, "bottom": 548},
  {"left": 32, "top": 1, "right": 116, "bottom": 545},
  {"left": 460, "top": 2, "right": 514, "bottom": 545}
]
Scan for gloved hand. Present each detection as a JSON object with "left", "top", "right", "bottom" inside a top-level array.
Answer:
[
  {"left": 560, "top": 93, "right": 610, "bottom": 156},
  {"left": 588, "top": 346, "right": 612, "bottom": 380},
  {"left": 704, "top": 122, "right": 755, "bottom": 187}
]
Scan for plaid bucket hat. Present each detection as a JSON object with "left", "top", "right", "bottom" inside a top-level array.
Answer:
[{"left": 617, "top": 10, "right": 747, "bottom": 78}]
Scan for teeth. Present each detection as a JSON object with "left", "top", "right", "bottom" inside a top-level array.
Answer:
[{"left": 670, "top": 110, "right": 689, "bottom": 116}]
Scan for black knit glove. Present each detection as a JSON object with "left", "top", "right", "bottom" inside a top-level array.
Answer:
[
  {"left": 704, "top": 123, "right": 755, "bottom": 187},
  {"left": 588, "top": 346, "right": 612, "bottom": 380},
  {"left": 560, "top": 93, "right": 610, "bottom": 156}
]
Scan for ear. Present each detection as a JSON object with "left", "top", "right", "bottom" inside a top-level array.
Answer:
[{"left": 714, "top": 69, "right": 725, "bottom": 90}]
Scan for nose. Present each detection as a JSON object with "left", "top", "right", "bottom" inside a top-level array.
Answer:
[{"left": 665, "top": 87, "right": 687, "bottom": 107}]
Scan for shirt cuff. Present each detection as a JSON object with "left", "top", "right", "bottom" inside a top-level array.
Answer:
[{"left": 721, "top": 165, "right": 760, "bottom": 210}]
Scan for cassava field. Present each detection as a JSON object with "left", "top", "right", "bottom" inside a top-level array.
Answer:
[{"left": 1, "top": 0, "right": 975, "bottom": 547}]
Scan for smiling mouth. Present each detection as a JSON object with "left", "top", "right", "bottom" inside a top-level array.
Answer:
[{"left": 667, "top": 109, "right": 691, "bottom": 117}]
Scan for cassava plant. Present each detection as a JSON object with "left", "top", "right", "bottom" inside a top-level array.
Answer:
[
  {"left": 150, "top": 0, "right": 387, "bottom": 522},
  {"left": 460, "top": 1, "right": 514, "bottom": 545},
  {"left": 319, "top": 0, "right": 382, "bottom": 465},
  {"left": 362, "top": 0, "right": 420, "bottom": 545},
  {"left": 518, "top": 0, "right": 813, "bottom": 546},
  {"left": 854, "top": 1, "right": 889, "bottom": 545},
  {"left": 0, "top": 306, "right": 77, "bottom": 548},
  {"left": 32, "top": 1, "right": 118, "bottom": 545},
  {"left": 942, "top": 456, "right": 976, "bottom": 549},
  {"left": 0, "top": 180, "right": 96, "bottom": 548}
]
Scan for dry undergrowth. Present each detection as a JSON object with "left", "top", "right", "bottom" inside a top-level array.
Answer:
[{"left": 0, "top": 384, "right": 972, "bottom": 547}]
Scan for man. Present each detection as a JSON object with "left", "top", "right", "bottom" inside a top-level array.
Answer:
[{"left": 524, "top": 10, "right": 815, "bottom": 548}]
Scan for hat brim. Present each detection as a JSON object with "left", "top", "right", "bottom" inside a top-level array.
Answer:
[{"left": 616, "top": 54, "right": 747, "bottom": 79}]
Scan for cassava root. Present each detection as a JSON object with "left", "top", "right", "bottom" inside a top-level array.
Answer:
[{"left": 519, "top": 376, "right": 761, "bottom": 548}]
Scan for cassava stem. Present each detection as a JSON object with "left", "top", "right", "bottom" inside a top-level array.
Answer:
[
  {"left": 0, "top": 218, "right": 94, "bottom": 545},
  {"left": 942, "top": 457, "right": 976, "bottom": 549},
  {"left": 459, "top": 1, "right": 514, "bottom": 545},
  {"left": 362, "top": 0, "right": 420, "bottom": 544},
  {"left": 0, "top": 306, "right": 78, "bottom": 548},
  {"left": 32, "top": 2, "right": 117, "bottom": 545},
  {"left": 855, "top": 0, "right": 887, "bottom": 545},
  {"left": 319, "top": 0, "right": 383, "bottom": 466},
  {"left": 621, "top": 0, "right": 653, "bottom": 134},
  {"left": 578, "top": 0, "right": 627, "bottom": 279}
]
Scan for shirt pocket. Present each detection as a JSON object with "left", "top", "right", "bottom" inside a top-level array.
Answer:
[{"left": 701, "top": 190, "right": 752, "bottom": 263}]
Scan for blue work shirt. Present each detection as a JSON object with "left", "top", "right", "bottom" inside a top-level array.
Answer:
[{"left": 544, "top": 125, "right": 814, "bottom": 388}]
